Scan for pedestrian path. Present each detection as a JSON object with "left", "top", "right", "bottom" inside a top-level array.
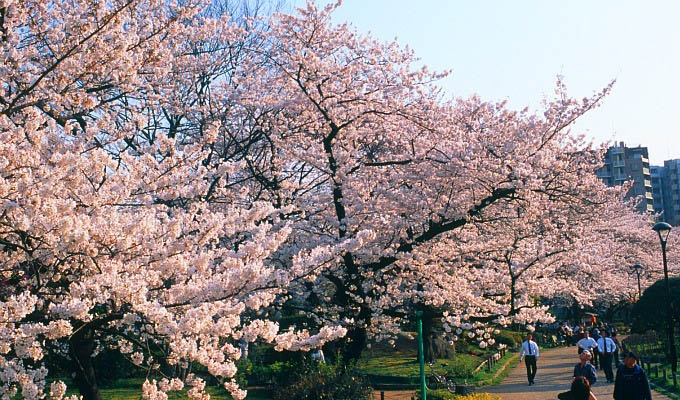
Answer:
[{"left": 484, "top": 345, "right": 672, "bottom": 400}]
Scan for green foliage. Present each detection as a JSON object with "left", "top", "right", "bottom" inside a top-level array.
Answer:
[
  {"left": 419, "top": 389, "right": 457, "bottom": 400},
  {"left": 646, "top": 362, "right": 680, "bottom": 398},
  {"left": 610, "top": 322, "right": 631, "bottom": 334},
  {"left": 358, "top": 354, "right": 479, "bottom": 378},
  {"left": 271, "top": 363, "right": 372, "bottom": 400},
  {"left": 471, "top": 352, "right": 518, "bottom": 386},
  {"left": 494, "top": 330, "right": 523, "bottom": 349},
  {"left": 233, "top": 358, "right": 252, "bottom": 389},
  {"left": 621, "top": 330, "right": 680, "bottom": 360},
  {"left": 58, "top": 378, "right": 270, "bottom": 400},
  {"left": 416, "top": 389, "right": 500, "bottom": 400},
  {"left": 245, "top": 343, "right": 310, "bottom": 386},
  {"left": 249, "top": 359, "right": 303, "bottom": 387},
  {"left": 631, "top": 277, "right": 680, "bottom": 333}
]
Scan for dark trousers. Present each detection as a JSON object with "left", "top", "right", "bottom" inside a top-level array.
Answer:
[
  {"left": 524, "top": 355, "right": 537, "bottom": 383},
  {"left": 613, "top": 350, "right": 620, "bottom": 366},
  {"left": 592, "top": 349, "right": 600, "bottom": 368},
  {"left": 601, "top": 353, "right": 614, "bottom": 381}
]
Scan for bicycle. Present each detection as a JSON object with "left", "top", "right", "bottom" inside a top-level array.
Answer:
[{"left": 427, "top": 362, "right": 456, "bottom": 393}]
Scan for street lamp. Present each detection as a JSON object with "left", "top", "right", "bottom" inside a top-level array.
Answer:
[
  {"left": 631, "top": 263, "right": 643, "bottom": 300},
  {"left": 653, "top": 221, "right": 677, "bottom": 388}
]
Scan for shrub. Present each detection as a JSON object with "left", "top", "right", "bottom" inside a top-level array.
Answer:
[
  {"left": 531, "top": 332, "right": 545, "bottom": 346},
  {"left": 417, "top": 389, "right": 500, "bottom": 400},
  {"left": 631, "top": 277, "right": 680, "bottom": 334},
  {"left": 438, "top": 355, "right": 479, "bottom": 378},
  {"left": 272, "top": 363, "right": 372, "bottom": 400},
  {"left": 246, "top": 344, "right": 309, "bottom": 386},
  {"left": 233, "top": 359, "right": 252, "bottom": 389},
  {"left": 622, "top": 331, "right": 665, "bottom": 357},
  {"left": 250, "top": 360, "right": 302, "bottom": 387},
  {"left": 494, "top": 330, "right": 523, "bottom": 349}
]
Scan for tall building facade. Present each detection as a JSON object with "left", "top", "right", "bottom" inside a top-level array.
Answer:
[
  {"left": 595, "top": 142, "right": 653, "bottom": 213},
  {"left": 657, "top": 159, "right": 680, "bottom": 226},
  {"left": 651, "top": 165, "right": 665, "bottom": 215}
]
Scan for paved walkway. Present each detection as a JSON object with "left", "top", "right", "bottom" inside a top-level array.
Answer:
[
  {"left": 370, "top": 345, "right": 673, "bottom": 399},
  {"left": 485, "top": 345, "right": 672, "bottom": 400}
]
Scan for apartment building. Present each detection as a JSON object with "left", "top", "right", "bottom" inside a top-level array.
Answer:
[
  {"left": 595, "top": 142, "right": 654, "bottom": 213},
  {"left": 657, "top": 159, "right": 680, "bottom": 226},
  {"left": 651, "top": 165, "right": 665, "bottom": 215}
]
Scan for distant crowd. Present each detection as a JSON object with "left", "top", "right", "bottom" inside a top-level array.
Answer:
[{"left": 520, "top": 318, "right": 653, "bottom": 400}]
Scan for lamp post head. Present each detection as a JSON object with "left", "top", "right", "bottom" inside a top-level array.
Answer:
[
  {"left": 653, "top": 221, "right": 672, "bottom": 245},
  {"left": 632, "top": 263, "right": 643, "bottom": 272}
]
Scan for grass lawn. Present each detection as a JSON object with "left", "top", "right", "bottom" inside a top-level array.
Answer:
[
  {"left": 358, "top": 352, "right": 479, "bottom": 379},
  {"left": 357, "top": 348, "right": 517, "bottom": 387},
  {"left": 646, "top": 363, "right": 680, "bottom": 400}
]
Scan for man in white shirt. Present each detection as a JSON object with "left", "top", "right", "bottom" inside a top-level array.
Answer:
[
  {"left": 577, "top": 330, "right": 598, "bottom": 356},
  {"left": 597, "top": 330, "right": 617, "bottom": 383},
  {"left": 520, "top": 333, "right": 540, "bottom": 386}
]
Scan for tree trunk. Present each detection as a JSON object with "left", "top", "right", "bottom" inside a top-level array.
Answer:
[
  {"left": 422, "top": 314, "right": 435, "bottom": 363},
  {"left": 342, "top": 326, "right": 367, "bottom": 363},
  {"left": 69, "top": 328, "right": 103, "bottom": 400},
  {"left": 510, "top": 276, "right": 517, "bottom": 316}
]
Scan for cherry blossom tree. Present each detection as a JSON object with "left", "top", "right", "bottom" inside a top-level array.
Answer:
[
  {"left": 0, "top": 1, "right": 342, "bottom": 399},
  {"left": 222, "top": 1, "right": 633, "bottom": 362},
  {"left": 3, "top": 0, "right": 671, "bottom": 398}
]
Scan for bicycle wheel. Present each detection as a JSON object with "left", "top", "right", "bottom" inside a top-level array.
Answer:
[{"left": 428, "top": 375, "right": 444, "bottom": 390}]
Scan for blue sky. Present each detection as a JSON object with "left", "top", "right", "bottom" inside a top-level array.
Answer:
[{"left": 293, "top": 0, "right": 680, "bottom": 165}]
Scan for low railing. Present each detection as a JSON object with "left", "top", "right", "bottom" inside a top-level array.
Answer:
[{"left": 473, "top": 348, "right": 507, "bottom": 373}]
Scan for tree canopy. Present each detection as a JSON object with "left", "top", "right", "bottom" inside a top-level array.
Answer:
[
  {"left": 0, "top": 1, "right": 676, "bottom": 399},
  {"left": 631, "top": 277, "right": 680, "bottom": 334}
]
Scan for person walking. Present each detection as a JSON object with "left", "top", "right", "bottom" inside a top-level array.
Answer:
[
  {"left": 520, "top": 333, "right": 540, "bottom": 386},
  {"left": 597, "top": 330, "right": 617, "bottom": 383},
  {"left": 613, "top": 352, "right": 652, "bottom": 400},
  {"left": 573, "top": 350, "right": 598, "bottom": 386},
  {"left": 577, "top": 331, "right": 598, "bottom": 356}
]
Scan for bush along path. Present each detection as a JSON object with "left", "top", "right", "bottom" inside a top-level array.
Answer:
[{"left": 484, "top": 345, "right": 672, "bottom": 400}]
